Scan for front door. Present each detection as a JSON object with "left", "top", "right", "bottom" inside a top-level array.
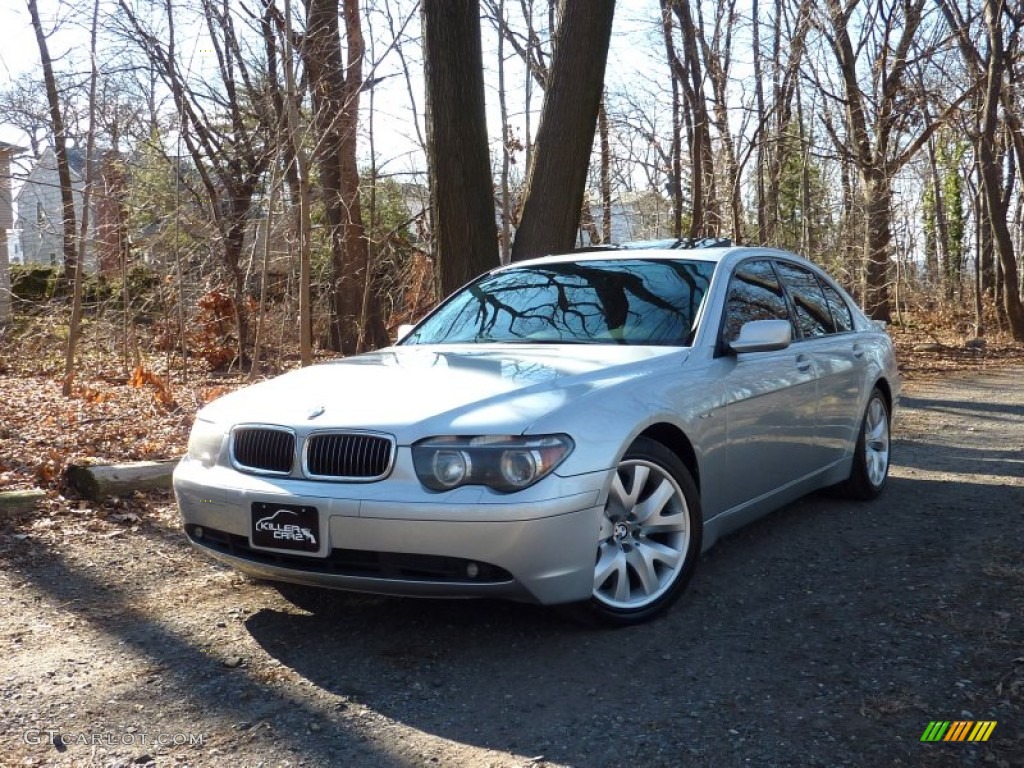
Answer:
[{"left": 717, "top": 259, "right": 820, "bottom": 512}]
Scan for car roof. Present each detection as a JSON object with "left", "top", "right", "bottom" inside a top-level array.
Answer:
[{"left": 505, "top": 245, "right": 801, "bottom": 269}]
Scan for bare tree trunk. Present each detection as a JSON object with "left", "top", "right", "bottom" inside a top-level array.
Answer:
[
  {"left": 668, "top": 32, "right": 683, "bottom": 240},
  {"left": 249, "top": 165, "right": 275, "bottom": 381},
  {"left": 798, "top": 96, "right": 811, "bottom": 254},
  {"left": 62, "top": 0, "right": 100, "bottom": 396},
  {"left": 423, "top": 0, "right": 499, "bottom": 293},
  {"left": 302, "top": 0, "right": 385, "bottom": 354},
  {"left": 661, "top": 0, "right": 714, "bottom": 239},
  {"left": 821, "top": 0, "right": 943, "bottom": 322},
  {"left": 268, "top": 0, "right": 314, "bottom": 365},
  {"left": 924, "top": 133, "right": 949, "bottom": 288},
  {"left": 599, "top": 100, "right": 612, "bottom": 244},
  {"left": 119, "top": 0, "right": 273, "bottom": 367},
  {"left": 524, "top": 0, "right": 534, "bottom": 170},
  {"left": 28, "top": 0, "right": 77, "bottom": 287},
  {"left": 225, "top": 218, "right": 251, "bottom": 364},
  {"left": 341, "top": 0, "right": 386, "bottom": 352},
  {"left": 497, "top": 0, "right": 512, "bottom": 263},
  {"left": 511, "top": 0, "right": 616, "bottom": 260},
  {"left": 752, "top": 0, "right": 766, "bottom": 243},
  {"left": 697, "top": 0, "right": 741, "bottom": 241},
  {"left": 861, "top": 171, "right": 892, "bottom": 322}
]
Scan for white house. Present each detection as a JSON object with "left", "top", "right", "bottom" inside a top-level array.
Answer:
[
  {"left": 1, "top": 141, "right": 26, "bottom": 325},
  {"left": 14, "top": 146, "right": 93, "bottom": 269}
]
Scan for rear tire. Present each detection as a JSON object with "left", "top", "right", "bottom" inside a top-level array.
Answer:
[
  {"left": 838, "top": 387, "right": 890, "bottom": 500},
  {"left": 572, "top": 437, "right": 702, "bottom": 627}
]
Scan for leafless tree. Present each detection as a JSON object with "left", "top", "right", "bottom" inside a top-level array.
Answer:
[
  {"left": 511, "top": 0, "right": 616, "bottom": 259},
  {"left": 63, "top": 0, "right": 102, "bottom": 395},
  {"left": 423, "top": 0, "right": 499, "bottom": 294},
  {"left": 660, "top": 0, "right": 716, "bottom": 239},
  {"left": 28, "top": 0, "right": 79, "bottom": 285},
  {"left": 813, "top": 0, "right": 967, "bottom": 321},
  {"left": 117, "top": 0, "right": 276, "bottom": 365},
  {"left": 300, "top": 0, "right": 388, "bottom": 353},
  {"left": 939, "top": 0, "right": 1024, "bottom": 339}
]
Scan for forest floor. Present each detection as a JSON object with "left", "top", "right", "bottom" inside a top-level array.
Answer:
[{"left": 0, "top": 313, "right": 1022, "bottom": 767}]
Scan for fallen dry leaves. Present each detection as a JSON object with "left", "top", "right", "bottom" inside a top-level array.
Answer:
[
  {"left": 0, "top": 330, "right": 269, "bottom": 495},
  {"left": 0, "top": 369, "right": 195, "bottom": 493},
  {"left": 0, "top": 307, "right": 1021, "bottom": 498}
]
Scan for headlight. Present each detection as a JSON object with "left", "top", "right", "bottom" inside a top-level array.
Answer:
[
  {"left": 412, "top": 434, "right": 574, "bottom": 493},
  {"left": 187, "top": 419, "right": 226, "bottom": 467}
]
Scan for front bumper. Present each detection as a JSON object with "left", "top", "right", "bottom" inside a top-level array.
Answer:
[{"left": 173, "top": 457, "right": 607, "bottom": 605}]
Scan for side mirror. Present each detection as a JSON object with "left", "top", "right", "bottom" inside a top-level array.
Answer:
[
  {"left": 729, "top": 319, "right": 792, "bottom": 354},
  {"left": 395, "top": 323, "right": 416, "bottom": 343}
]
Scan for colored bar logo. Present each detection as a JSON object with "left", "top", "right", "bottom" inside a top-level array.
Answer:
[{"left": 920, "top": 721, "right": 997, "bottom": 742}]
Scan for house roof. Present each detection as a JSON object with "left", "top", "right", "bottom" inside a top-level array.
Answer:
[
  {"left": 13, "top": 146, "right": 90, "bottom": 206},
  {"left": 65, "top": 147, "right": 87, "bottom": 178}
]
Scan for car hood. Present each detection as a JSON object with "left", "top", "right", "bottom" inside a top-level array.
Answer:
[{"left": 197, "top": 344, "right": 683, "bottom": 441}]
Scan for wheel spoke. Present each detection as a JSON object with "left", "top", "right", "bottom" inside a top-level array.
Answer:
[
  {"left": 612, "top": 556, "right": 631, "bottom": 602},
  {"left": 619, "top": 465, "right": 649, "bottom": 507},
  {"left": 608, "top": 472, "right": 629, "bottom": 515},
  {"left": 635, "top": 537, "right": 683, "bottom": 568},
  {"left": 625, "top": 546, "right": 657, "bottom": 596},
  {"left": 633, "top": 477, "right": 676, "bottom": 524},
  {"left": 594, "top": 543, "right": 624, "bottom": 590},
  {"left": 867, "top": 412, "right": 887, "bottom": 441},
  {"left": 868, "top": 448, "right": 888, "bottom": 484}
]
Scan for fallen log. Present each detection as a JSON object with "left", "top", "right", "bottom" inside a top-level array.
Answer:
[
  {"left": 66, "top": 459, "right": 179, "bottom": 501},
  {"left": 0, "top": 489, "right": 46, "bottom": 515}
]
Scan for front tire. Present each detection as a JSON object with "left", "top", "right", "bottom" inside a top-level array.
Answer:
[
  {"left": 839, "top": 387, "right": 891, "bottom": 500},
  {"left": 578, "top": 437, "right": 702, "bottom": 626}
]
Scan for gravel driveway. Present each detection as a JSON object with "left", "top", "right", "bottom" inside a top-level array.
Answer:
[{"left": 1, "top": 366, "right": 1022, "bottom": 768}]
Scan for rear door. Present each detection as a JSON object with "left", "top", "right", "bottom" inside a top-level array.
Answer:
[{"left": 774, "top": 260, "right": 865, "bottom": 467}]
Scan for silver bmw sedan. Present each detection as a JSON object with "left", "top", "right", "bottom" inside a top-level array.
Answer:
[{"left": 174, "top": 245, "right": 899, "bottom": 625}]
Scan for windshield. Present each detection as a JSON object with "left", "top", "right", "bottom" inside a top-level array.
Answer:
[{"left": 403, "top": 258, "right": 716, "bottom": 346}]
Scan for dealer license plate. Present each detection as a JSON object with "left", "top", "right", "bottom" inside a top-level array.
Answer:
[{"left": 251, "top": 502, "right": 320, "bottom": 554}]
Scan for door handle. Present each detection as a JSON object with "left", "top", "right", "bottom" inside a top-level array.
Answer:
[
  {"left": 796, "top": 353, "right": 813, "bottom": 372},
  {"left": 852, "top": 343, "right": 865, "bottom": 358}
]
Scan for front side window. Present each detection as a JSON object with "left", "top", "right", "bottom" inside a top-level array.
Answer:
[
  {"left": 775, "top": 261, "right": 835, "bottom": 338},
  {"left": 722, "top": 259, "right": 792, "bottom": 344},
  {"left": 403, "top": 259, "right": 715, "bottom": 346}
]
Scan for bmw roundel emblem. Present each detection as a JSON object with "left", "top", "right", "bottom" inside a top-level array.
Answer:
[{"left": 307, "top": 405, "right": 325, "bottom": 420}]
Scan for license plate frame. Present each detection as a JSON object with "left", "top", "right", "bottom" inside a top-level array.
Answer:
[{"left": 250, "top": 502, "right": 321, "bottom": 554}]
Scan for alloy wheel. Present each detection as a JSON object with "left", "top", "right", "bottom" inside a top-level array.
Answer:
[
  {"left": 864, "top": 395, "right": 890, "bottom": 488},
  {"left": 594, "top": 459, "right": 692, "bottom": 610}
]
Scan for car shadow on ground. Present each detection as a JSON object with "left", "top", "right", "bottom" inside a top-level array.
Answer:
[
  {"left": 241, "top": 435, "right": 1022, "bottom": 765},
  {"left": 6, "top": 432, "right": 1018, "bottom": 766},
  {"left": 2, "top": 540, "right": 413, "bottom": 766},
  {"left": 899, "top": 394, "right": 1024, "bottom": 419}
]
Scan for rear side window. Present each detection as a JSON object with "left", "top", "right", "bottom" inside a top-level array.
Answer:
[
  {"left": 722, "top": 259, "right": 792, "bottom": 344},
  {"left": 775, "top": 261, "right": 835, "bottom": 338},
  {"left": 819, "top": 280, "right": 855, "bottom": 333}
]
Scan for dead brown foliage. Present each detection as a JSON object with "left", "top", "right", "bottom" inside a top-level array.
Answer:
[
  {"left": 1, "top": 292, "right": 1020, "bottom": 498},
  {"left": 888, "top": 299, "right": 1024, "bottom": 378}
]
